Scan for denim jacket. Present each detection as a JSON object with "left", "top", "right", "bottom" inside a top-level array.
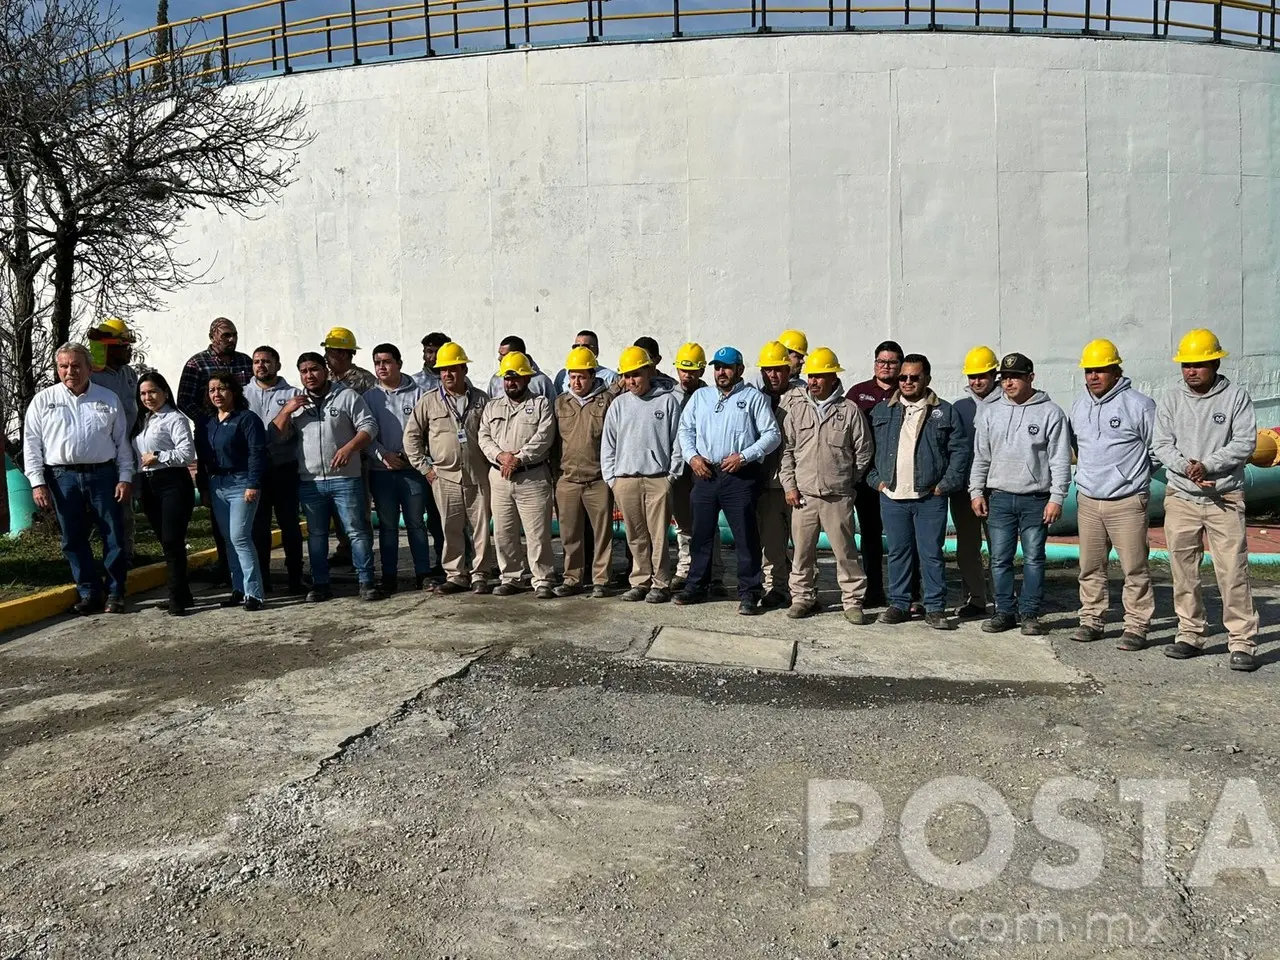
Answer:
[{"left": 864, "top": 391, "right": 969, "bottom": 496}]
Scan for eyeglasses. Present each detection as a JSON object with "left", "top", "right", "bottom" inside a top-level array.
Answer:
[
  {"left": 897, "top": 374, "right": 923, "bottom": 384},
  {"left": 875, "top": 358, "right": 901, "bottom": 367}
]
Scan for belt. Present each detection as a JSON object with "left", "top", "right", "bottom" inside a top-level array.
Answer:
[
  {"left": 49, "top": 461, "right": 113, "bottom": 474},
  {"left": 618, "top": 473, "right": 668, "bottom": 479},
  {"left": 493, "top": 460, "right": 547, "bottom": 475}
]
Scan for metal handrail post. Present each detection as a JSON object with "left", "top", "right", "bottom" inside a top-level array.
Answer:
[
  {"left": 504, "top": 0, "right": 512, "bottom": 48},
  {"left": 673, "top": 0, "right": 681, "bottom": 37},
  {"left": 123, "top": 37, "right": 131, "bottom": 92},
  {"left": 1214, "top": 0, "right": 1223, "bottom": 40},
  {"left": 350, "top": 0, "right": 361, "bottom": 64},
  {"left": 279, "top": 0, "right": 291, "bottom": 72},
  {"left": 221, "top": 13, "right": 231, "bottom": 81},
  {"left": 424, "top": 0, "right": 434, "bottom": 55}
]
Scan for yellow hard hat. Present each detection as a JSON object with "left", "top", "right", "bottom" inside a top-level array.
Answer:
[
  {"left": 1079, "top": 338, "right": 1123, "bottom": 369},
  {"left": 1172, "top": 328, "right": 1228, "bottom": 364},
  {"left": 95, "top": 317, "right": 136, "bottom": 343},
  {"left": 758, "top": 341, "right": 791, "bottom": 369},
  {"left": 321, "top": 326, "right": 359, "bottom": 351},
  {"left": 617, "top": 345, "right": 654, "bottom": 376},
  {"left": 777, "top": 329, "right": 808, "bottom": 356},
  {"left": 962, "top": 346, "right": 999, "bottom": 376},
  {"left": 434, "top": 342, "right": 470, "bottom": 368},
  {"left": 673, "top": 343, "right": 706, "bottom": 371},
  {"left": 802, "top": 347, "right": 843, "bottom": 375},
  {"left": 498, "top": 351, "right": 535, "bottom": 378},
  {"left": 565, "top": 346, "right": 598, "bottom": 372}
]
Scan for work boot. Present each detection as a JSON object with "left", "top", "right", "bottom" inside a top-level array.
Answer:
[
  {"left": 645, "top": 587, "right": 671, "bottom": 604},
  {"left": 493, "top": 583, "right": 520, "bottom": 597},
  {"left": 435, "top": 580, "right": 467, "bottom": 595},
  {"left": 1020, "top": 617, "right": 1048, "bottom": 636},
  {"left": 1230, "top": 651, "right": 1259, "bottom": 672},
  {"left": 358, "top": 584, "right": 385, "bottom": 602},
  {"left": 219, "top": 591, "right": 245, "bottom": 608},
  {"left": 709, "top": 579, "right": 729, "bottom": 599},
  {"left": 670, "top": 576, "right": 687, "bottom": 591},
  {"left": 982, "top": 612, "right": 1017, "bottom": 633},
  {"left": 786, "top": 602, "right": 813, "bottom": 620},
  {"left": 167, "top": 596, "right": 189, "bottom": 617},
  {"left": 673, "top": 588, "right": 707, "bottom": 606},
  {"left": 554, "top": 583, "right": 582, "bottom": 598},
  {"left": 925, "top": 611, "right": 955, "bottom": 631},
  {"left": 738, "top": 597, "right": 761, "bottom": 616},
  {"left": 620, "top": 587, "right": 648, "bottom": 602},
  {"left": 591, "top": 585, "right": 610, "bottom": 599},
  {"left": 104, "top": 595, "right": 126, "bottom": 614},
  {"left": 877, "top": 606, "right": 909, "bottom": 625},
  {"left": 306, "top": 586, "right": 334, "bottom": 603},
  {"left": 1071, "top": 624, "right": 1103, "bottom": 643},
  {"left": 1164, "top": 639, "right": 1202, "bottom": 659},
  {"left": 1116, "top": 631, "right": 1148, "bottom": 652},
  {"left": 243, "top": 597, "right": 265, "bottom": 612},
  {"left": 759, "top": 589, "right": 789, "bottom": 611},
  {"left": 533, "top": 585, "right": 555, "bottom": 600},
  {"left": 471, "top": 579, "right": 491, "bottom": 595},
  {"left": 843, "top": 606, "right": 866, "bottom": 626},
  {"left": 956, "top": 601, "right": 987, "bottom": 619},
  {"left": 74, "top": 595, "right": 104, "bottom": 616}
]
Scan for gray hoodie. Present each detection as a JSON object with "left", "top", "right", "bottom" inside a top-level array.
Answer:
[
  {"left": 363, "top": 375, "right": 427, "bottom": 470},
  {"left": 969, "top": 390, "right": 1072, "bottom": 504},
  {"left": 1153, "top": 375, "right": 1257, "bottom": 499},
  {"left": 1069, "top": 378, "right": 1156, "bottom": 500},
  {"left": 288, "top": 382, "right": 379, "bottom": 481},
  {"left": 245, "top": 377, "right": 302, "bottom": 465},
  {"left": 600, "top": 386, "right": 686, "bottom": 485}
]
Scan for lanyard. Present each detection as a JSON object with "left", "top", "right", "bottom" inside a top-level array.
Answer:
[{"left": 440, "top": 386, "right": 470, "bottom": 429}]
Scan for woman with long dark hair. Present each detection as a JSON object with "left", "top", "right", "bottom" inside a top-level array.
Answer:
[
  {"left": 196, "top": 371, "right": 268, "bottom": 610},
  {"left": 133, "top": 371, "right": 197, "bottom": 615}
]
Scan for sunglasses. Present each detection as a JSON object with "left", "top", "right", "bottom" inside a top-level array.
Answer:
[{"left": 897, "top": 374, "right": 923, "bottom": 384}]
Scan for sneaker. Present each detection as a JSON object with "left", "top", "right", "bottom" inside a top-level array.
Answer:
[
  {"left": 1071, "top": 625, "right": 1103, "bottom": 643},
  {"left": 243, "top": 597, "right": 264, "bottom": 612},
  {"left": 955, "top": 602, "right": 987, "bottom": 619},
  {"left": 738, "top": 597, "right": 761, "bottom": 616},
  {"left": 877, "top": 606, "right": 909, "bottom": 625},
  {"left": 493, "top": 583, "right": 520, "bottom": 597},
  {"left": 760, "top": 589, "right": 789, "bottom": 611},
  {"left": 670, "top": 576, "right": 687, "bottom": 591},
  {"left": 219, "top": 591, "right": 245, "bottom": 608},
  {"left": 591, "top": 585, "right": 610, "bottom": 599},
  {"left": 1020, "top": 617, "right": 1048, "bottom": 636},
  {"left": 786, "top": 602, "right": 814, "bottom": 620},
  {"left": 471, "top": 580, "right": 492, "bottom": 595},
  {"left": 306, "top": 586, "right": 334, "bottom": 603},
  {"left": 554, "top": 583, "right": 583, "bottom": 598},
  {"left": 104, "top": 596, "right": 126, "bottom": 614},
  {"left": 645, "top": 588, "right": 671, "bottom": 604},
  {"left": 533, "top": 585, "right": 555, "bottom": 599},
  {"left": 1116, "top": 631, "right": 1148, "bottom": 652},
  {"left": 1164, "top": 640, "right": 1202, "bottom": 660},
  {"left": 673, "top": 589, "right": 707, "bottom": 606},
  {"left": 1230, "top": 651, "right": 1259, "bottom": 672},
  {"left": 73, "top": 595, "right": 105, "bottom": 616},
  {"left": 380, "top": 577, "right": 399, "bottom": 595},
  {"left": 982, "top": 612, "right": 1018, "bottom": 633},
  {"left": 709, "top": 580, "right": 729, "bottom": 599},
  {"left": 359, "top": 584, "right": 385, "bottom": 602},
  {"left": 843, "top": 606, "right": 867, "bottom": 626},
  {"left": 436, "top": 580, "right": 467, "bottom": 595},
  {"left": 925, "top": 611, "right": 955, "bottom": 631},
  {"left": 620, "top": 587, "right": 648, "bottom": 602}
]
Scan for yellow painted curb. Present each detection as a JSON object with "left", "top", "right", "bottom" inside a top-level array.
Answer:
[{"left": 0, "top": 529, "right": 292, "bottom": 635}]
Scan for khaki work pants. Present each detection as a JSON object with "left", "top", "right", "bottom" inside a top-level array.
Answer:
[
  {"left": 1164, "top": 491, "right": 1259, "bottom": 652},
  {"left": 672, "top": 471, "right": 723, "bottom": 581},
  {"left": 758, "top": 486, "right": 792, "bottom": 596},
  {"left": 556, "top": 477, "right": 613, "bottom": 588},
  {"left": 613, "top": 476, "right": 672, "bottom": 590},
  {"left": 789, "top": 493, "right": 867, "bottom": 610},
  {"left": 490, "top": 467, "right": 555, "bottom": 589},
  {"left": 949, "top": 491, "right": 989, "bottom": 607},
  {"left": 1077, "top": 492, "right": 1154, "bottom": 635},
  {"left": 433, "top": 476, "right": 495, "bottom": 586}
]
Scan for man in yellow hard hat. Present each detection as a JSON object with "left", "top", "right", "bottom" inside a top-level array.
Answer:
[
  {"left": 88, "top": 318, "right": 141, "bottom": 561},
  {"left": 479, "top": 351, "right": 558, "bottom": 598},
  {"left": 749, "top": 330, "right": 806, "bottom": 391},
  {"left": 1153, "top": 329, "right": 1260, "bottom": 672},
  {"left": 322, "top": 327, "right": 376, "bottom": 393},
  {"left": 755, "top": 341, "right": 797, "bottom": 609},
  {"left": 950, "top": 345, "right": 1000, "bottom": 617},
  {"left": 602, "top": 346, "right": 685, "bottom": 602},
  {"left": 552, "top": 345, "right": 616, "bottom": 598},
  {"left": 487, "top": 335, "right": 556, "bottom": 400},
  {"left": 780, "top": 348, "right": 873, "bottom": 622},
  {"left": 553, "top": 331, "right": 619, "bottom": 395},
  {"left": 669, "top": 343, "right": 726, "bottom": 595},
  {"left": 1069, "top": 339, "right": 1157, "bottom": 649},
  {"left": 404, "top": 342, "right": 495, "bottom": 594}
]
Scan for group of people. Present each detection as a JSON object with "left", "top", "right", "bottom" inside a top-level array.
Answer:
[{"left": 19, "top": 318, "right": 1262, "bottom": 671}]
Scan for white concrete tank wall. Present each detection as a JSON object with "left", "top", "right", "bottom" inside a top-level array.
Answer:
[{"left": 138, "top": 32, "right": 1280, "bottom": 407}]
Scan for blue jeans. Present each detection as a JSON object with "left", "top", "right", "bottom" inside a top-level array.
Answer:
[
  {"left": 299, "top": 477, "right": 375, "bottom": 586},
  {"left": 47, "top": 463, "right": 127, "bottom": 599},
  {"left": 987, "top": 490, "right": 1050, "bottom": 617},
  {"left": 688, "top": 465, "right": 763, "bottom": 600},
  {"left": 879, "top": 492, "right": 949, "bottom": 612},
  {"left": 369, "top": 469, "right": 433, "bottom": 579},
  {"left": 210, "top": 472, "right": 263, "bottom": 600}
]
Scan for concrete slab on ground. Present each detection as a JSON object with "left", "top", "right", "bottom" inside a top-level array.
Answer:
[{"left": 646, "top": 626, "right": 797, "bottom": 671}]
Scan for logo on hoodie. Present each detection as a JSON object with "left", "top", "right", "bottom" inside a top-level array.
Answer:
[
  {"left": 1027, "top": 425, "right": 1040, "bottom": 436},
  {"left": 655, "top": 411, "right": 665, "bottom": 421},
  {"left": 737, "top": 400, "right": 747, "bottom": 410},
  {"left": 1109, "top": 417, "right": 1121, "bottom": 429},
  {"left": 1213, "top": 413, "right": 1226, "bottom": 424},
  {"left": 402, "top": 404, "right": 412, "bottom": 415}
]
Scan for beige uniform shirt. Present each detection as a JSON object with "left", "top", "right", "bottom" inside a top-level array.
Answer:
[
  {"left": 779, "top": 389, "right": 873, "bottom": 498},
  {"left": 478, "top": 393, "right": 556, "bottom": 475},
  {"left": 760, "top": 385, "right": 794, "bottom": 490},
  {"left": 554, "top": 389, "right": 613, "bottom": 483},
  {"left": 403, "top": 385, "right": 490, "bottom": 486}
]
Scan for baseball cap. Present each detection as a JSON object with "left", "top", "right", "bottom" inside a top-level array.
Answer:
[
  {"left": 999, "top": 352, "right": 1034, "bottom": 376},
  {"left": 712, "top": 346, "right": 743, "bottom": 367}
]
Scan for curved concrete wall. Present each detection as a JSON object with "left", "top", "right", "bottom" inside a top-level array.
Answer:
[{"left": 139, "top": 32, "right": 1280, "bottom": 405}]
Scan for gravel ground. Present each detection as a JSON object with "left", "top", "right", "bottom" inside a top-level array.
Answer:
[{"left": 1, "top": 556, "right": 1278, "bottom": 959}]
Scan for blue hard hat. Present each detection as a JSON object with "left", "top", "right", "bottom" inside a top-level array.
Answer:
[{"left": 712, "top": 346, "right": 743, "bottom": 367}]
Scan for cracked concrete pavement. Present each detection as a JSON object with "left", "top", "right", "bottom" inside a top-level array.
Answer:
[{"left": 1, "top": 552, "right": 1279, "bottom": 958}]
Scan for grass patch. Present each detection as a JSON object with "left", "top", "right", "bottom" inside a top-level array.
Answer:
[{"left": 0, "top": 507, "right": 217, "bottom": 602}]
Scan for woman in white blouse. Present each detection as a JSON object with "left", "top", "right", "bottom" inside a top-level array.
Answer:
[{"left": 133, "top": 371, "right": 197, "bottom": 615}]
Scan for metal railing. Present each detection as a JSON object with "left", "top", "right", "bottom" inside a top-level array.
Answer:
[{"left": 107, "top": 0, "right": 1280, "bottom": 86}]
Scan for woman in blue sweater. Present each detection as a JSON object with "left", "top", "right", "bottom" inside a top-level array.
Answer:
[{"left": 196, "top": 371, "right": 268, "bottom": 610}]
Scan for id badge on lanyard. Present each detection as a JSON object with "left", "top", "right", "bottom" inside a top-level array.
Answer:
[{"left": 442, "top": 387, "right": 469, "bottom": 445}]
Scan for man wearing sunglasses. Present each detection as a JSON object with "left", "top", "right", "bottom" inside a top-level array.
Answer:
[
  {"left": 865, "top": 354, "right": 968, "bottom": 629},
  {"left": 968, "top": 353, "right": 1072, "bottom": 636},
  {"left": 846, "top": 340, "right": 904, "bottom": 608}
]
